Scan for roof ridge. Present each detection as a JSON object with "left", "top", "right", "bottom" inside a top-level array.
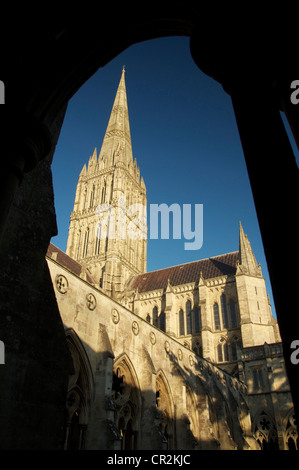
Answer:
[{"left": 141, "top": 251, "right": 239, "bottom": 277}]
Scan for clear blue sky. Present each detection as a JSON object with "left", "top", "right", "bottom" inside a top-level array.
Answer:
[{"left": 51, "top": 36, "right": 299, "bottom": 320}]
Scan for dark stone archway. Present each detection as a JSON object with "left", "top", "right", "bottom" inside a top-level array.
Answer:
[{"left": 0, "top": 5, "right": 298, "bottom": 448}]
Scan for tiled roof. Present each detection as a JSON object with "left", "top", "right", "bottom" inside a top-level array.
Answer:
[
  {"left": 129, "top": 252, "right": 239, "bottom": 293},
  {"left": 46, "top": 243, "right": 94, "bottom": 284}
]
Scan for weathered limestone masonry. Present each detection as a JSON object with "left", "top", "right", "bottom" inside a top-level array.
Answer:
[
  {"left": 0, "top": 107, "right": 71, "bottom": 450},
  {"left": 239, "top": 343, "right": 297, "bottom": 450},
  {"left": 46, "top": 247, "right": 256, "bottom": 450},
  {"left": 45, "top": 69, "right": 296, "bottom": 450},
  {"left": 66, "top": 68, "right": 147, "bottom": 298}
]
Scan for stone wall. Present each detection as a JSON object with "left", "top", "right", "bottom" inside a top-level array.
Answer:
[{"left": 47, "top": 254, "right": 256, "bottom": 450}]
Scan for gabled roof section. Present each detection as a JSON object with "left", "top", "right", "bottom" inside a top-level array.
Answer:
[
  {"left": 46, "top": 243, "right": 94, "bottom": 284},
  {"left": 128, "top": 252, "right": 239, "bottom": 293}
]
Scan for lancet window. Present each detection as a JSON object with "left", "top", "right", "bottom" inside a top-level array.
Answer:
[
  {"left": 82, "top": 228, "right": 89, "bottom": 258},
  {"left": 156, "top": 373, "right": 174, "bottom": 450},
  {"left": 285, "top": 411, "right": 298, "bottom": 450},
  {"left": 254, "top": 412, "right": 279, "bottom": 450},
  {"left": 217, "top": 337, "right": 242, "bottom": 363},
  {"left": 64, "top": 332, "right": 93, "bottom": 450},
  {"left": 94, "top": 224, "right": 101, "bottom": 255},
  {"left": 112, "top": 357, "right": 140, "bottom": 450},
  {"left": 220, "top": 294, "right": 228, "bottom": 329},
  {"left": 214, "top": 296, "right": 239, "bottom": 330},
  {"left": 213, "top": 303, "right": 221, "bottom": 330},
  {"left": 148, "top": 306, "right": 166, "bottom": 332},
  {"left": 186, "top": 300, "right": 192, "bottom": 334},
  {"left": 153, "top": 306, "right": 159, "bottom": 328},
  {"left": 89, "top": 185, "right": 95, "bottom": 208},
  {"left": 178, "top": 301, "right": 201, "bottom": 336},
  {"left": 217, "top": 341, "right": 229, "bottom": 362},
  {"left": 179, "top": 309, "right": 185, "bottom": 336}
]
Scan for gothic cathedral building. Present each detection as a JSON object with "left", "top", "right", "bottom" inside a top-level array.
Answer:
[{"left": 46, "top": 69, "right": 297, "bottom": 450}]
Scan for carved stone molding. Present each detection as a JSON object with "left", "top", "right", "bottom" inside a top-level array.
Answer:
[{"left": 55, "top": 274, "right": 68, "bottom": 294}]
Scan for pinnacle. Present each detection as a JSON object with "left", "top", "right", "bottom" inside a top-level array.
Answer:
[
  {"left": 99, "top": 68, "right": 133, "bottom": 167},
  {"left": 238, "top": 221, "right": 261, "bottom": 276}
]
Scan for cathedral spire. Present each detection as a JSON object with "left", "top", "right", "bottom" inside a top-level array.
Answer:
[
  {"left": 99, "top": 67, "right": 133, "bottom": 167},
  {"left": 237, "top": 221, "right": 262, "bottom": 277},
  {"left": 66, "top": 69, "right": 147, "bottom": 297}
]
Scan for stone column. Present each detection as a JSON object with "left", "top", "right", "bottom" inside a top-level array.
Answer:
[
  {"left": 190, "top": 22, "right": 299, "bottom": 424},
  {"left": 0, "top": 110, "right": 71, "bottom": 449},
  {"left": 229, "top": 81, "right": 299, "bottom": 423}
]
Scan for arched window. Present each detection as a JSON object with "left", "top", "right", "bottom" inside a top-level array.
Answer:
[
  {"left": 156, "top": 373, "right": 174, "bottom": 449},
  {"left": 186, "top": 300, "right": 192, "bottom": 335},
  {"left": 159, "top": 311, "right": 166, "bottom": 332},
  {"left": 146, "top": 314, "right": 151, "bottom": 323},
  {"left": 223, "top": 342, "right": 229, "bottom": 361},
  {"left": 112, "top": 357, "right": 140, "bottom": 451},
  {"left": 179, "top": 309, "right": 185, "bottom": 336},
  {"left": 229, "top": 300, "right": 238, "bottom": 328},
  {"left": 252, "top": 367, "right": 264, "bottom": 389},
  {"left": 101, "top": 182, "right": 106, "bottom": 203},
  {"left": 82, "top": 186, "right": 87, "bottom": 210},
  {"left": 64, "top": 332, "right": 93, "bottom": 450},
  {"left": 217, "top": 341, "right": 229, "bottom": 362},
  {"left": 89, "top": 185, "right": 95, "bottom": 208},
  {"left": 213, "top": 303, "right": 220, "bottom": 330},
  {"left": 94, "top": 224, "right": 101, "bottom": 255},
  {"left": 285, "top": 412, "right": 298, "bottom": 450},
  {"left": 220, "top": 294, "right": 228, "bottom": 329},
  {"left": 76, "top": 229, "right": 81, "bottom": 260},
  {"left": 254, "top": 412, "right": 279, "bottom": 450},
  {"left": 153, "top": 306, "right": 158, "bottom": 328},
  {"left": 82, "top": 228, "right": 89, "bottom": 257},
  {"left": 217, "top": 343, "right": 223, "bottom": 362},
  {"left": 194, "top": 306, "right": 201, "bottom": 333}
]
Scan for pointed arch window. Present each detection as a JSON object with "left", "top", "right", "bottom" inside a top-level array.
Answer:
[
  {"left": 217, "top": 341, "right": 229, "bottom": 362},
  {"left": 179, "top": 309, "right": 185, "bottom": 336},
  {"left": 112, "top": 357, "right": 140, "bottom": 451},
  {"left": 95, "top": 224, "right": 101, "bottom": 255},
  {"left": 159, "top": 311, "right": 166, "bottom": 332},
  {"left": 82, "top": 228, "right": 89, "bottom": 258},
  {"left": 82, "top": 186, "right": 87, "bottom": 210},
  {"left": 178, "top": 303, "right": 201, "bottom": 336},
  {"left": 217, "top": 344, "right": 223, "bottom": 362},
  {"left": 252, "top": 367, "right": 264, "bottom": 389},
  {"left": 213, "top": 303, "right": 221, "bottom": 330},
  {"left": 186, "top": 300, "right": 192, "bottom": 335},
  {"left": 220, "top": 294, "right": 228, "bottom": 329},
  {"left": 76, "top": 229, "right": 81, "bottom": 260},
  {"left": 223, "top": 342, "right": 229, "bottom": 361},
  {"left": 153, "top": 306, "right": 159, "bottom": 328},
  {"left": 285, "top": 412, "right": 298, "bottom": 450},
  {"left": 101, "top": 182, "right": 106, "bottom": 203},
  {"left": 89, "top": 185, "right": 95, "bottom": 208},
  {"left": 194, "top": 306, "right": 201, "bottom": 333},
  {"left": 156, "top": 373, "right": 174, "bottom": 449},
  {"left": 254, "top": 412, "right": 279, "bottom": 450}
]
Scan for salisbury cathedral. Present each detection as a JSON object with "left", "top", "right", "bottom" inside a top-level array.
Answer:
[{"left": 45, "top": 69, "right": 297, "bottom": 450}]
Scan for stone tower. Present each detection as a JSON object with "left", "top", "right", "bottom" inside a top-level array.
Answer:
[
  {"left": 236, "top": 222, "right": 278, "bottom": 346},
  {"left": 66, "top": 68, "right": 147, "bottom": 296}
]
